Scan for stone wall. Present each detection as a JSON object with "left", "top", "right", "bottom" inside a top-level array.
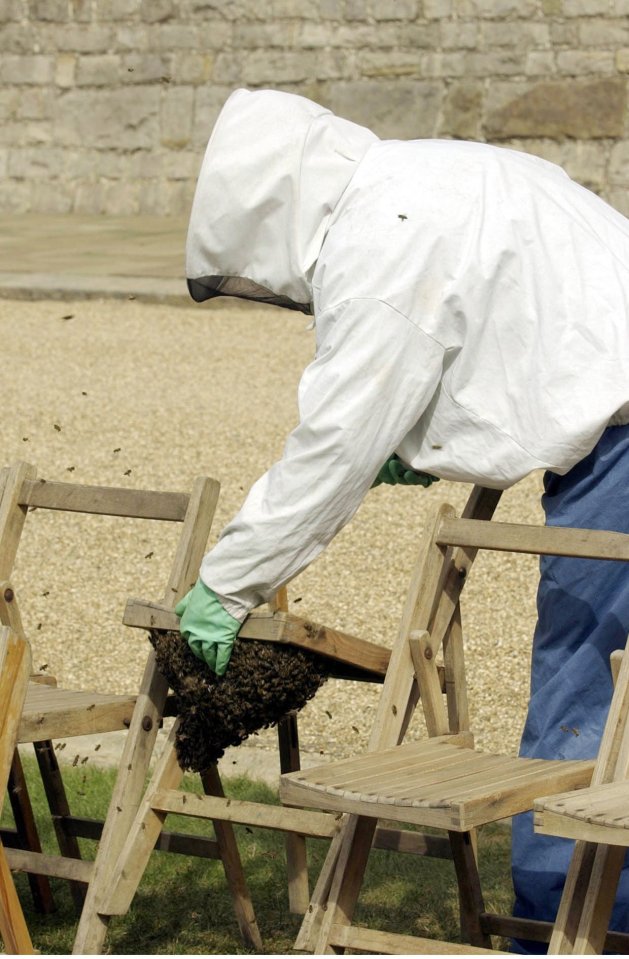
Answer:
[{"left": 2, "top": 0, "right": 629, "bottom": 216}]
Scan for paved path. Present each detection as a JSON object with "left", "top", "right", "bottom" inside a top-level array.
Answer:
[{"left": 0, "top": 213, "right": 190, "bottom": 304}]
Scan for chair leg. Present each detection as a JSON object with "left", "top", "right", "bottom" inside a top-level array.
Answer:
[
  {"left": 294, "top": 820, "right": 345, "bottom": 952},
  {"left": 99, "top": 728, "right": 263, "bottom": 952},
  {"left": 0, "top": 838, "right": 33, "bottom": 955},
  {"left": 7, "top": 752, "right": 55, "bottom": 915},
  {"left": 200, "top": 766, "right": 263, "bottom": 952},
  {"left": 278, "top": 712, "right": 310, "bottom": 915},
  {"left": 313, "top": 814, "right": 377, "bottom": 954},
  {"left": 550, "top": 839, "right": 625, "bottom": 955},
  {"left": 72, "top": 654, "right": 169, "bottom": 955},
  {"left": 33, "top": 740, "right": 86, "bottom": 911},
  {"left": 449, "top": 830, "right": 492, "bottom": 948}
]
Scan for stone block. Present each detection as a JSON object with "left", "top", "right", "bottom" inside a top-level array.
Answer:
[
  {"left": 7, "top": 145, "right": 64, "bottom": 177},
  {"left": 212, "top": 52, "right": 244, "bottom": 86},
  {"left": 485, "top": 78, "right": 627, "bottom": 139},
  {"left": 160, "top": 149, "right": 200, "bottom": 180},
  {"left": 122, "top": 53, "right": 174, "bottom": 83},
  {"left": 235, "top": 20, "right": 297, "bottom": 48},
  {"left": 15, "top": 87, "right": 54, "bottom": 120},
  {"left": 562, "top": 0, "right": 609, "bottom": 13},
  {"left": 97, "top": 148, "right": 162, "bottom": 178},
  {"left": 55, "top": 24, "right": 114, "bottom": 53},
  {"left": 73, "top": 179, "right": 107, "bottom": 215},
  {"left": 399, "top": 22, "right": 441, "bottom": 48},
  {"left": 54, "top": 87, "right": 160, "bottom": 149},
  {"left": 172, "top": 53, "right": 216, "bottom": 87},
  {"left": 0, "top": 180, "right": 33, "bottom": 213},
  {"left": 296, "top": 21, "right": 334, "bottom": 48},
  {"left": 160, "top": 85, "right": 194, "bottom": 148},
  {"left": 617, "top": 48, "right": 629, "bottom": 72},
  {"left": 464, "top": 50, "right": 526, "bottom": 76},
  {"left": 424, "top": 0, "right": 453, "bottom": 16},
  {"left": 455, "top": 0, "right": 537, "bottom": 15},
  {"left": 243, "top": 50, "right": 317, "bottom": 85},
  {"left": 75, "top": 55, "right": 121, "bottom": 86},
  {"left": 30, "top": 178, "right": 74, "bottom": 213},
  {"left": 115, "top": 26, "right": 149, "bottom": 52},
  {"left": 55, "top": 54, "right": 76, "bottom": 88},
  {"left": 317, "top": 50, "right": 353, "bottom": 80},
  {"left": 440, "top": 20, "right": 478, "bottom": 49},
  {"left": 541, "top": 0, "right": 562, "bottom": 13},
  {"left": 140, "top": 0, "right": 175, "bottom": 21},
  {"left": 0, "top": 118, "right": 51, "bottom": 145},
  {"left": 525, "top": 51, "right": 556, "bottom": 75},
  {"left": 359, "top": 50, "right": 421, "bottom": 78},
  {"left": 556, "top": 50, "right": 615, "bottom": 74},
  {"left": 27, "top": 0, "right": 68, "bottom": 21},
  {"left": 346, "top": 0, "right": 368, "bottom": 20},
  {"left": 609, "top": 140, "right": 629, "bottom": 183},
  {"left": 100, "top": 178, "right": 142, "bottom": 215},
  {"left": 329, "top": 23, "right": 376, "bottom": 47},
  {"left": 319, "top": 0, "right": 343, "bottom": 17},
  {"left": 480, "top": 20, "right": 550, "bottom": 47},
  {"left": 97, "top": 0, "right": 142, "bottom": 19},
  {"left": 174, "top": 52, "right": 214, "bottom": 83},
  {"left": 0, "top": 147, "right": 7, "bottom": 177},
  {"left": 326, "top": 79, "right": 443, "bottom": 139},
  {"left": 579, "top": 18, "right": 629, "bottom": 45},
  {"left": 0, "top": 89, "right": 18, "bottom": 121},
  {"left": 421, "top": 50, "right": 468, "bottom": 78},
  {"left": 0, "top": 0, "right": 22, "bottom": 20},
  {"left": 549, "top": 21, "right": 579, "bottom": 44},
  {"left": 189, "top": 0, "right": 241, "bottom": 15},
  {"left": 0, "top": 55, "right": 54, "bottom": 84},
  {"left": 152, "top": 22, "right": 231, "bottom": 51},
  {"left": 69, "top": 0, "right": 93, "bottom": 22},
  {"left": 0, "top": 24, "right": 35, "bottom": 53},
  {"left": 440, "top": 80, "right": 483, "bottom": 139},
  {"left": 614, "top": 0, "right": 629, "bottom": 12},
  {"left": 372, "top": 0, "right": 418, "bottom": 19},
  {"left": 269, "top": 0, "right": 319, "bottom": 15}
]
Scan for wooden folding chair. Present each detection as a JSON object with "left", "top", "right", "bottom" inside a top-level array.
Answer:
[
  {"left": 0, "top": 620, "right": 35, "bottom": 955},
  {"left": 80, "top": 571, "right": 448, "bottom": 950},
  {"left": 0, "top": 461, "right": 236, "bottom": 954},
  {"left": 533, "top": 642, "right": 629, "bottom": 954},
  {"left": 279, "top": 488, "right": 629, "bottom": 955}
]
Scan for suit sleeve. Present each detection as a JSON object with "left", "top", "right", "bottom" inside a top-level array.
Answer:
[{"left": 200, "top": 298, "right": 445, "bottom": 619}]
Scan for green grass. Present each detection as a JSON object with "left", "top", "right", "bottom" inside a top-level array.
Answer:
[{"left": 2, "top": 756, "right": 514, "bottom": 954}]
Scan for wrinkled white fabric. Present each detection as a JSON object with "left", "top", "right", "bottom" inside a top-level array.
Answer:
[{"left": 187, "top": 88, "right": 629, "bottom": 621}]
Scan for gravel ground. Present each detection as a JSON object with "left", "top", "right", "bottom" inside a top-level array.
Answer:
[{"left": 1, "top": 297, "right": 545, "bottom": 762}]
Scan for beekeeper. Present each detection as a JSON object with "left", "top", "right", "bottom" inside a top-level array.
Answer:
[{"left": 177, "top": 88, "right": 629, "bottom": 947}]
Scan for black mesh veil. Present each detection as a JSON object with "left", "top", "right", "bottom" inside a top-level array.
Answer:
[{"left": 187, "top": 274, "right": 313, "bottom": 315}]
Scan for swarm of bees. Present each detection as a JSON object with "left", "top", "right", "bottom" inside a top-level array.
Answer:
[{"left": 149, "top": 629, "right": 329, "bottom": 773}]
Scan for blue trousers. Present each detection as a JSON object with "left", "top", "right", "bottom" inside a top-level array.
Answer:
[{"left": 511, "top": 424, "right": 629, "bottom": 953}]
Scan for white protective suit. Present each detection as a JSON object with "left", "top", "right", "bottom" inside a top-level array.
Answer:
[{"left": 186, "top": 88, "right": 629, "bottom": 622}]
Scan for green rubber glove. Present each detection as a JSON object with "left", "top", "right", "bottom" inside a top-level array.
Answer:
[
  {"left": 175, "top": 579, "right": 240, "bottom": 677},
  {"left": 372, "top": 455, "right": 440, "bottom": 488}
]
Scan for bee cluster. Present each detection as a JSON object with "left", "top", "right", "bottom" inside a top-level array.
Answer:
[{"left": 149, "top": 629, "right": 329, "bottom": 773}]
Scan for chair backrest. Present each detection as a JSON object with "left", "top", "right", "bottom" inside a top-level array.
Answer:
[
  {"left": 0, "top": 620, "right": 31, "bottom": 795},
  {"left": 0, "top": 461, "right": 220, "bottom": 679},
  {"left": 369, "top": 485, "right": 629, "bottom": 754},
  {"left": 0, "top": 621, "right": 34, "bottom": 955}
]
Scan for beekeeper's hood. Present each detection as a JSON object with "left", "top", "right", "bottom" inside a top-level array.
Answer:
[{"left": 186, "top": 88, "right": 378, "bottom": 314}]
